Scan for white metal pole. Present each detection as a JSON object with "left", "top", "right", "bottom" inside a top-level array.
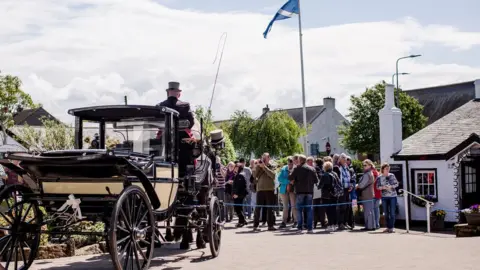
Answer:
[
  {"left": 297, "top": 0, "right": 308, "bottom": 155},
  {"left": 404, "top": 191, "right": 410, "bottom": 233},
  {"left": 426, "top": 203, "right": 431, "bottom": 233}
]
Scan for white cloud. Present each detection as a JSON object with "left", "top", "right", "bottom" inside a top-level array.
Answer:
[{"left": 1, "top": 0, "right": 480, "bottom": 124}]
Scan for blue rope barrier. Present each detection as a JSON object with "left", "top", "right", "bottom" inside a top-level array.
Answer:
[
  {"left": 222, "top": 199, "right": 376, "bottom": 208},
  {"left": 432, "top": 208, "right": 460, "bottom": 213}
]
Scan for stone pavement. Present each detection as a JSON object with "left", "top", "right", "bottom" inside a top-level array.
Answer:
[{"left": 31, "top": 223, "right": 480, "bottom": 270}]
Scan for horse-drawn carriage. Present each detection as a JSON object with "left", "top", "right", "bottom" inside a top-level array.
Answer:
[{"left": 0, "top": 105, "right": 224, "bottom": 270}]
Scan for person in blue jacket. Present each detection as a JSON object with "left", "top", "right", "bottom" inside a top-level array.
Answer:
[{"left": 278, "top": 157, "right": 296, "bottom": 228}]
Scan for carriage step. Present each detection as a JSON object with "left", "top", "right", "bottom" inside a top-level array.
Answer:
[{"left": 175, "top": 205, "right": 208, "bottom": 210}]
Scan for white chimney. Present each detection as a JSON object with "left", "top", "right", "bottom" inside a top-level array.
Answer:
[
  {"left": 475, "top": 79, "right": 480, "bottom": 100},
  {"left": 323, "top": 97, "right": 335, "bottom": 109},
  {"left": 379, "top": 84, "right": 403, "bottom": 163}
]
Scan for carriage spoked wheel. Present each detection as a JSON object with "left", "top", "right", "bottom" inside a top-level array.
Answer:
[
  {"left": 109, "top": 186, "right": 155, "bottom": 270},
  {"left": 0, "top": 185, "right": 43, "bottom": 270},
  {"left": 207, "top": 196, "right": 222, "bottom": 258}
]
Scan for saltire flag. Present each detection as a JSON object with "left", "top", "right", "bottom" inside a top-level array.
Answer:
[{"left": 263, "top": 0, "right": 299, "bottom": 38}]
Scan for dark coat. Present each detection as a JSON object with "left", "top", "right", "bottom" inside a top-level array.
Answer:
[
  {"left": 158, "top": 96, "right": 195, "bottom": 129},
  {"left": 232, "top": 173, "right": 248, "bottom": 197},
  {"left": 318, "top": 169, "right": 339, "bottom": 199},
  {"left": 288, "top": 163, "right": 319, "bottom": 194}
]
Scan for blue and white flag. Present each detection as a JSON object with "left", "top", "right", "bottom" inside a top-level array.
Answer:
[{"left": 263, "top": 0, "right": 299, "bottom": 39}]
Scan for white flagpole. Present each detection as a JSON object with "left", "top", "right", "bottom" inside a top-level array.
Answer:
[{"left": 297, "top": 0, "right": 308, "bottom": 155}]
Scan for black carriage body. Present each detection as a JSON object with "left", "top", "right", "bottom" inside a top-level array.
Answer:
[
  {"left": 1, "top": 105, "right": 183, "bottom": 220},
  {"left": 0, "top": 105, "right": 223, "bottom": 269}
]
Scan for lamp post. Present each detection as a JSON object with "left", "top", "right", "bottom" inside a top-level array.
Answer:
[
  {"left": 392, "top": 72, "right": 410, "bottom": 85},
  {"left": 395, "top": 54, "right": 421, "bottom": 90},
  {"left": 395, "top": 54, "right": 421, "bottom": 106}
]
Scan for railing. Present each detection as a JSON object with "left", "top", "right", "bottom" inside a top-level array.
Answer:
[{"left": 399, "top": 189, "right": 435, "bottom": 233}]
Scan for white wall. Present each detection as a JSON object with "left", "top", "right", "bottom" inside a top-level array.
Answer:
[
  {"left": 304, "top": 106, "right": 354, "bottom": 157},
  {"left": 394, "top": 159, "right": 457, "bottom": 223},
  {"left": 0, "top": 132, "right": 27, "bottom": 152}
]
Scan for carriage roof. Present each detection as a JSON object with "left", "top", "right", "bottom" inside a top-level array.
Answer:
[{"left": 67, "top": 105, "right": 179, "bottom": 122}]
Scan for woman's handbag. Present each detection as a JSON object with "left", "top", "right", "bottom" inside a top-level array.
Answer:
[{"left": 286, "top": 183, "right": 294, "bottom": 193}]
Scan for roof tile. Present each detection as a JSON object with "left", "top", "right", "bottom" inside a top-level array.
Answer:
[{"left": 397, "top": 100, "right": 480, "bottom": 156}]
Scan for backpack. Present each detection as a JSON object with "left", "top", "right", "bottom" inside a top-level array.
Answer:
[{"left": 330, "top": 172, "right": 344, "bottom": 198}]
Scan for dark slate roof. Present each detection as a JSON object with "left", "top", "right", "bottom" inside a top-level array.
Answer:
[
  {"left": 395, "top": 100, "right": 480, "bottom": 158},
  {"left": 257, "top": 105, "right": 324, "bottom": 125},
  {"left": 405, "top": 81, "right": 475, "bottom": 125},
  {"left": 274, "top": 105, "right": 325, "bottom": 124},
  {"left": 213, "top": 105, "right": 325, "bottom": 127},
  {"left": 13, "top": 107, "right": 59, "bottom": 126}
]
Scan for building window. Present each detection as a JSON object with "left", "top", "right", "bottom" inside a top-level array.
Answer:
[
  {"left": 464, "top": 165, "right": 477, "bottom": 194},
  {"left": 413, "top": 169, "right": 437, "bottom": 198}
]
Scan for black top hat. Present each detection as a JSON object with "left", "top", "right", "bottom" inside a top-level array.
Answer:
[
  {"left": 166, "top": 81, "right": 181, "bottom": 91},
  {"left": 210, "top": 129, "right": 224, "bottom": 145}
]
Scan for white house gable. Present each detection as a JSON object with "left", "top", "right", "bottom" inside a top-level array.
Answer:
[{"left": 0, "top": 132, "right": 27, "bottom": 153}]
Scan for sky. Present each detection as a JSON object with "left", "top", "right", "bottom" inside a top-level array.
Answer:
[{"left": 1, "top": 0, "right": 479, "bottom": 123}]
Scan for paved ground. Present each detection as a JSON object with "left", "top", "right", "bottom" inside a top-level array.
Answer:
[{"left": 31, "top": 222, "right": 480, "bottom": 270}]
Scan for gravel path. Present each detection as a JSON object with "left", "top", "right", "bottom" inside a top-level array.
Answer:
[{"left": 31, "top": 223, "right": 480, "bottom": 270}]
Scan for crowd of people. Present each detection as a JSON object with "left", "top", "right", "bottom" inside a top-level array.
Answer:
[{"left": 214, "top": 152, "right": 399, "bottom": 234}]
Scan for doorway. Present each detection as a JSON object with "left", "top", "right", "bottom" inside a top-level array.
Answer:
[{"left": 461, "top": 158, "right": 480, "bottom": 209}]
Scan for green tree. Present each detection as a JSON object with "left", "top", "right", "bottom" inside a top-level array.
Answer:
[
  {"left": 15, "top": 117, "right": 75, "bottom": 151},
  {"left": 226, "top": 110, "right": 305, "bottom": 157},
  {"left": 0, "top": 73, "right": 36, "bottom": 144},
  {"left": 194, "top": 106, "right": 236, "bottom": 164},
  {"left": 339, "top": 81, "right": 427, "bottom": 154}
]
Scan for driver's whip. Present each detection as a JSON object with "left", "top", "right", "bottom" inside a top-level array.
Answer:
[{"left": 208, "top": 32, "right": 228, "bottom": 112}]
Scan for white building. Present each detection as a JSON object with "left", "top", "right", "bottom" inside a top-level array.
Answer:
[
  {"left": 380, "top": 79, "right": 480, "bottom": 225},
  {"left": 214, "top": 97, "right": 355, "bottom": 157},
  {"left": 0, "top": 128, "right": 27, "bottom": 153},
  {"left": 0, "top": 107, "right": 57, "bottom": 153}
]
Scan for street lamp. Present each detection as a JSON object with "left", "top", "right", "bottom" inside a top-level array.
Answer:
[
  {"left": 392, "top": 72, "right": 410, "bottom": 85},
  {"left": 395, "top": 54, "right": 421, "bottom": 107},
  {"left": 395, "top": 54, "right": 421, "bottom": 91}
]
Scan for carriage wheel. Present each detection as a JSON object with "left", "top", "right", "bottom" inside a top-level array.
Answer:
[
  {"left": 0, "top": 185, "right": 43, "bottom": 270},
  {"left": 208, "top": 196, "right": 222, "bottom": 258},
  {"left": 109, "top": 186, "right": 155, "bottom": 270}
]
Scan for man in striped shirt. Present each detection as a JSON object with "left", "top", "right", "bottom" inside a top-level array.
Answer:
[{"left": 214, "top": 156, "right": 227, "bottom": 220}]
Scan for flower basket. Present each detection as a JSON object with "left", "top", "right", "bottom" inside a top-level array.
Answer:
[
  {"left": 430, "top": 210, "right": 446, "bottom": 231},
  {"left": 465, "top": 212, "right": 480, "bottom": 226},
  {"left": 461, "top": 205, "right": 480, "bottom": 226},
  {"left": 430, "top": 216, "right": 445, "bottom": 231}
]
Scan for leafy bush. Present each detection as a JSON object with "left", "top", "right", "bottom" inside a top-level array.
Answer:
[
  {"left": 194, "top": 106, "right": 237, "bottom": 164},
  {"left": 277, "top": 156, "right": 289, "bottom": 168},
  {"left": 70, "top": 221, "right": 105, "bottom": 248},
  {"left": 14, "top": 117, "right": 75, "bottom": 151},
  {"left": 351, "top": 159, "right": 363, "bottom": 174}
]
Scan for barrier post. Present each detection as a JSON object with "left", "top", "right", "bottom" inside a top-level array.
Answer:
[
  {"left": 426, "top": 203, "right": 431, "bottom": 233},
  {"left": 403, "top": 191, "right": 410, "bottom": 233}
]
